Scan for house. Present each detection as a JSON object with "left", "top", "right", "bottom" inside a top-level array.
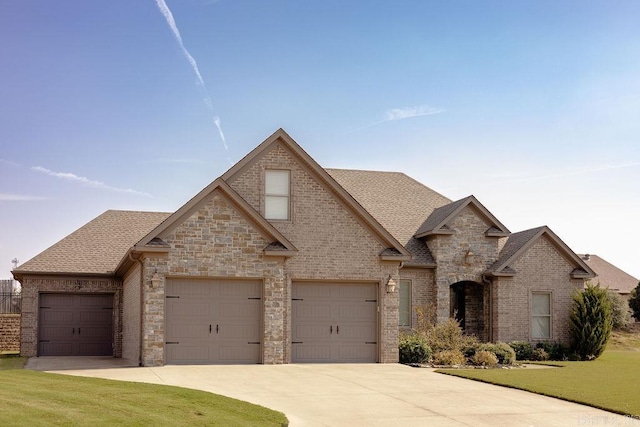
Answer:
[
  {"left": 12, "top": 129, "right": 595, "bottom": 366},
  {"left": 580, "top": 254, "right": 638, "bottom": 300}
]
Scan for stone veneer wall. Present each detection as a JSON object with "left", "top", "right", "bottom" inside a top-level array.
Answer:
[
  {"left": 122, "top": 263, "right": 142, "bottom": 364},
  {"left": 0, "top": 314, "right": 20, "bottom": 353},
  {"left": 492, "top": 236, "right": 583, "bottom": 344},
  {"left": 425, "top": 205, "right": 501, "bottom": 323},
  {"left": 228, "top": 142, "right": 401, "bottom": 363},
  {"left": 19, "top": 276, "right": 122, "bottom": 357},
  {"left": 139, "top": 191, "right": 286, "bottom": 366}
]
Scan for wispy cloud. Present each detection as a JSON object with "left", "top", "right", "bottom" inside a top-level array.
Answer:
[
  {"left": 32, "top": 166, "right": 153, "bottom": 197},
  {"left": 154, "top": 0, "right": 230, "bottom": 160},
  {"left": 0, "top": 159, "right": 23, "bottom": 168},
  {"left": 0, "top": 193, "right": 48, "bottom": 201},
  {"left": 348, "top": 104, "right": 444, "bottom": 133}
]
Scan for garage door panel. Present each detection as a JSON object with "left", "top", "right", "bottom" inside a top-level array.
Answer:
[
  {"left": 292, "top": 282, "right": 377, "bottom": 363},
  {"left": 165, "top": 279, "right": 262, "bottom": 364},
  {"left": 38, "top": 294, "right": 113, "bottom": 357}
]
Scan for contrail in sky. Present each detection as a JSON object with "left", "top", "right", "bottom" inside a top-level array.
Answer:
[{"left": 154, "top": 0, "right": 229, "bottom": 153}]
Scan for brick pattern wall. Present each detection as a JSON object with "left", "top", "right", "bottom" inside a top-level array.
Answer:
[
  {"left": 122, "top": 263, "right": 141, "bottom": 364},
  {"left": 19, "top": 276, "right": 122, "bottom": 357},
  {"left": 0, "top": 314, "right": 20, "bottom": 353},
  {"left": 400, "top": 267, "right": 435, "bottom": 329},
  {"left": 228, "top": 142, "right": 402, "bottom": 363},
  {"left": 139, "top": 191, "right": 286, "bottom": 366},
  {"left": 425, "top": 205, "right": 500, "bottom": 323},
  {"left": 493, "top": 235, "right": 583, "bottom": 345}
]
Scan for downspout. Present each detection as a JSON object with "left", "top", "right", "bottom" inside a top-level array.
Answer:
[
  {"left": 129, "top": 251, "right": 144, "bottom": 367},
  {"left": 482, "top": 274, "right": 493, "bottom": 342}
]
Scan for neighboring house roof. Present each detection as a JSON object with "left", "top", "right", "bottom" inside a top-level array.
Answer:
[
  {"left": 13, "top": 210, "right": 170, "bottom": 278},
  {"left": 580, "top": 254, "right": 638, "bottom": 294},
  {"left": 487, "top": 226, "right": 595, "bottom": 279},
  {"left": 415, "top": 195, "right": 510, "bottom": 238},
  {"left": 327, "top": 168, "right": 450, "bottom": 266}
]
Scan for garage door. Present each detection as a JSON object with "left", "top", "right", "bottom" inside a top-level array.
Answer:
[
  {"left": 165, "top": 279, "right": 262, "bottom": 364},
  {"left": 291, "top": 282, "right": 377, "bottom": 363},
  {"left": 39, "top": 294, "right": 114, "bottom": 356}
]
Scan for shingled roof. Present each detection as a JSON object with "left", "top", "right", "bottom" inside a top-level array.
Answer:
[
  {"left": 580, "top": 254, "right": 638, "bottom": 294},
  {"left": 14, "top": 210, "right": 170, "bottom": 277},
  {"left": 327, "top": 169, "right": 451, "bottom": 266}
]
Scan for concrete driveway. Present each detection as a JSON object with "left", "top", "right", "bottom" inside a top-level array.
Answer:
[{"left": 28, "top": 357, "right": 639, "bottom": 427}]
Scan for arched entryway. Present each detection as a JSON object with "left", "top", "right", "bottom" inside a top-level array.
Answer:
[{"left": 450, "top": 281, "right": 488, "bottom": 341}]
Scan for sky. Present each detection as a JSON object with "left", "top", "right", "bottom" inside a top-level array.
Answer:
[{"left": 1, "top": 1, "right": 639, "bottom": 281}]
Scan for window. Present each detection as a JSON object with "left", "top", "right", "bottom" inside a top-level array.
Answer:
[
  {"left": 399, "top": 280, "right": 411, "bottom": 327},
  {"left": 532, "top": 293, "right": 551, "bottom": 339},
  {"left": 265, "top": 170, "right": 290, "bottom": 220}
]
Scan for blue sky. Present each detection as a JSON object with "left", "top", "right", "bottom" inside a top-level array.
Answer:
[{"left": 1, "top": 1, "right": 639, "bottom": 280}]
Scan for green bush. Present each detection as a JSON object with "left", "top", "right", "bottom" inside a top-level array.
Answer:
[
  {"left": 399, "top": 333, "right": 432, "bottom": 364},
  {"left": 432, "top": 349, "right": 466, "bottom": 366},
  {"left": 472, "top": 350, "right": 498, "bottom": 367},
  {"left": 630, "top": 283, "right": 640, "bottom": 321},
  {"left": 531, "top": 347, "right": 549, "bottom": 361},
  {"left": 413, "top": 306, "right": 478, "bottom": 354},
  {"left": 606, "top": 290, "right": 632, "bottom": 329},
  {"left": 509, "top": 341, "right": 533, "bottom": 360},
  {"left": 570, "top": 283, "right": 613, "bottom": 360},
  {"left": 477, "top": 342, "right": 516, "bottom": 365},
  {"left": 535, "top": 342, "right": 569, "bottom": 361}
]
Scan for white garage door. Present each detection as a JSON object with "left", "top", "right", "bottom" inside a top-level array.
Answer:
[
  {"left": 291, "top": 282, "right": 378, "bottom": 363},
  {"left": 165, "top": 279, "right": 262, "bottom": 364}
]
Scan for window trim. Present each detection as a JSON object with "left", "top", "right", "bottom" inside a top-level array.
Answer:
[
  {"left": 531, "top": 291, "right": 552, "bottom": 340},
  {"left": 264, "top": 169, "right": 291, "bottom": 221},
  {"left": 399, "top": 279, "right": 412, "bottom": 328}
]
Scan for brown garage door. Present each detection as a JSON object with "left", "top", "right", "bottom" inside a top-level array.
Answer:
[
  {"left": 291, "top": 282, "right": 378, "bottom": 363},
  {"left": 165, "top": 279, "right": 262, "bottom": 364},
  {"left": 39, "top": 294, "right": 114, "bottom": 356}
]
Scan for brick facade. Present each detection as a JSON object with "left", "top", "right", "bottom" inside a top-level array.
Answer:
[{"left": 0, "top": 314, "right": 20, "bottom": 353}]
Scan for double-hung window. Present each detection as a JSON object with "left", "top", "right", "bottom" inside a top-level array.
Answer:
[
  {"left": 265, "top": 170, "right": 290, "bottom": 220},
  {"left": 399, "top": 280, "right": 411, "bottom": 327},
  {"left": 531, "top": 292, "right": 551, "bottom": 339}
]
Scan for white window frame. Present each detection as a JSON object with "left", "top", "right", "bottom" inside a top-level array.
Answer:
[
  {"left": 399, "top": 279, "right": 412, "bottom": 327},
  {"left": 264, "top": 169, "right": 290, "bottom": 220},
  {"left": 531, "top": 292, "right": 552, "bottom": 340}
]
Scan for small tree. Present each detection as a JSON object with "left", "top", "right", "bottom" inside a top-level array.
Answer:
[
  {"left": 569, "top": 283, "right": 612, "bottom": 360},
  {"left": 608, "top": 290, "right": 632, "bottom": 329},
  {"left": 629, "top": 282, "right": 640, "bottom": 321}
]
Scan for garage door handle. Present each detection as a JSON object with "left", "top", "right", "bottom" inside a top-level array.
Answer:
[
  {"left": 78, "top": 328, "right": 81, "bottom": 335},
  {"left": 330, "top": 325, "right": 333, "bottom": 334},
  {"left": 336, "top": 325, "right": 339, "bottom": 334},
  {"left": 209, "top": 324, "right": 212, "bottom": 334},
  {"left": 72, "top": 328, "right": 75, "bottom": 335},
  {"left": 216, "top": 324, "right": 219, "bottom": 334}
]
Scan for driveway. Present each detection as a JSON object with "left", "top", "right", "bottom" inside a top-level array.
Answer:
[{"left": 27, "top": 357, "right": 638, "bottom": 427}]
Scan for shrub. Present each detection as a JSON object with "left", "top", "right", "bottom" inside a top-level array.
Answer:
[
  {"left": 630, "top": 283, "right": 640, "bottom": 321},
  {"left": 535, "top": 342, "right": 569, "bottom": 361},
  {"left": 477, "top": 342, "right": 516, "bottom": 365},
  {"left": 432, "top": 349, "right": 466, "bottom": 366},
  {"left": 608, "top": 290, "right": 632, "bottom": 329},
  {"left": 531, "top": 348, "right": 549, "bottom": 361},
  {"left": 509, "top": 341, "right": 533, "bottom": 360},
  {"left": 399, "top": 333, "right": 432, "bottom": 364},
  {"left": 413, "top": 306, "right": 478, "bottom": 353},
  {"left": 472, "top": 350, "right": 498, "bottom": 367},
  {"left": 570, "top": 283, "right": 612, "bottom": 360}
]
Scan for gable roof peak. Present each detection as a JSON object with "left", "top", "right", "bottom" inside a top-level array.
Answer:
[{"left": 415, "top": 194, "right": 510, "bottom": 238}]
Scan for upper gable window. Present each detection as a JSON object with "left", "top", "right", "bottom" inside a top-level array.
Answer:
[{"left": 265, "top": 170, "right": 290, "bottom": 220}]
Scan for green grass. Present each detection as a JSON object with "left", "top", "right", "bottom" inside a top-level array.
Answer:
[
  {"left": 438, "top": 350, "right": 640, "bottom": 416},
  {"left": 0, "top": 357, "right": 287, "bottom": 426}
]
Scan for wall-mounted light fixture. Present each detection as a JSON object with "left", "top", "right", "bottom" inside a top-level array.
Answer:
[
  {"left": 385, "top": 275, "right": 396, "bottom": 293},
  {"left": 150, "top": 272, "right": 162, "bottom": 288}
]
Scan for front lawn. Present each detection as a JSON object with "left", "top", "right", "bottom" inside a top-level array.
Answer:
[
  {"left": 438, "top": 350, "right": 640, "bottom": 417},
  {"left": 0, "top": 356, "right": 287, "bottom": 426}
]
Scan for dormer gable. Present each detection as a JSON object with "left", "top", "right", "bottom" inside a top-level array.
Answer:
[
  {"left": 414, "top": 195, "right": 510, "bottom": 239},
  {"left": 486, "top": 226, "right": 596, "bottom": 279}
]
